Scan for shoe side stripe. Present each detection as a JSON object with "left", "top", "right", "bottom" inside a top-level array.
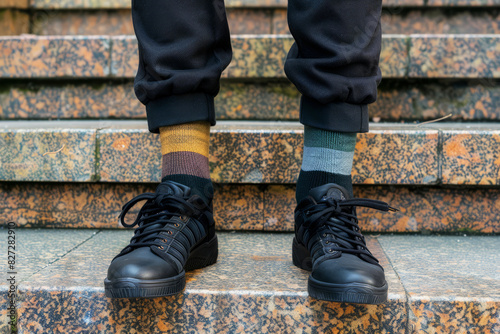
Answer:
[{"left": 170, "top": 238, "right": 189, "bottom": 261}]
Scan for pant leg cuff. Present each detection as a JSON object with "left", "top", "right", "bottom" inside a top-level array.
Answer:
[
  {"left": 300, "top": 96, "right": 369, "bottom": 133},
  {"left": 146, "top": 93, "right": 216, "bottom": 133}
]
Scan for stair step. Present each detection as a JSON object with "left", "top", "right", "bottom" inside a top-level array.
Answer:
[
  {"left": 19, "top": 8, "right": 499, "bottom": 36},
  {"left": 15, "top": 0, "right": 500, "bottom": 9},
  {"left": 2, "top": 230, "right": 498, "bottom": 333},
  {"left": 0, "top": 9, "right": 29, "bottom": 36},
  {"left": 1, "top": 35, "right": 499, "bottom": 79},
  {"left": 2, "top": 81, "right": 499, "bottom": 122},
  {"left": 2, "top": 182, "right": 499, "bottom": 233},
  {"left": 1, "top": 120, "right": 499, "bottom": 185}
]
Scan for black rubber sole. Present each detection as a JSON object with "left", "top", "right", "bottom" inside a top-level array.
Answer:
[
  {"left": 292, "top": 237, "right": 388, "bottom": 305},
  {"left": 104, "top": 235, "right": 218, "bottom": 299}
]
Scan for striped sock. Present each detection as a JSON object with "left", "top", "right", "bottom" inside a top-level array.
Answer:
[
  {"left": 296, "top": 126, "right": 356, "bottom": 203},
  {"left": 160, "top": 122, "right": 213, "bottom": 202}
]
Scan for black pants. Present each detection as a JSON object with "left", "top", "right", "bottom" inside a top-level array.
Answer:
[{"left": 132, "top": 0, "right": 382, "bottom": 134}]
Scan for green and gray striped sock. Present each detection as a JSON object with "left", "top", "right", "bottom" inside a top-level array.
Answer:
[{"left": 296, "top": 126, "right": 356, "bottom": 203}]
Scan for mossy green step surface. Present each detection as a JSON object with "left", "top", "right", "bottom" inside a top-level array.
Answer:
[
  {"left": 0, "top": 230, "right": 497, "bottom": 333},
  {"left": 1, "top": 121, "right": 499, "bottom": 185},
  {"left": 1, "top": 35, "right": 499, "bottom": 79}
]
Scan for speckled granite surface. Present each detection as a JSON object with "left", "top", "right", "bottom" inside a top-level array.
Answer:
[
  {"left": 0, "top": 229, "right": 97, "bottom": 332},
  {"left": 16, "top": 231, "right": 407, "bottom": 333},
  {"left": 0, "top": 0, "right": 28, "bottom": 8},
  {"left": 6, "top": 231, "right": 499, "bottom": 333},
  {"left": 409, "top": 35, "right": 500, "bottom": 78},
  {"left": 1, "top": 81, "right": 499, "bottom": 122},
  {"left": 0, "top": 35, "right": 498, "bottom": 79},
  {"left": 27, "top": 0, "right": 500, "bottom": 9},
  {"left": 441, "top": 129, "right": 500, "bottom": 185},
  {"left": 0, "top": 36, "right": 110, "bottom": 78},
  {"left": 2, "top": 183, "right": 499, "bottom": 233},
  {"left": 0, "top": 9, "right": 29, "bottom": 35},
  {"left": 379, "top": 236, "right": 500, "bottom": 333},
  {"left": 36, "top": 7, "right": 500, "bottom": 37},
  {"left": 1, "top": 121, "right": 498, "bottom": 185},
  {"left": 96, "top": 122, "right": 442, "bottom": 184},
  {"left": 0, "top": 125, "right": 97, "bottom": 182},
  {"left": 111, "top": 35, "right": 410, "bottom": 79}
]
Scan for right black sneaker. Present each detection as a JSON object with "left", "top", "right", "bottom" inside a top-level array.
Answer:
[
  {"left": 105, "top": 180, "right": 218, "bottom": 298},
  {"left": 293, "top": 183, "right": 397, "bottom": 304}
]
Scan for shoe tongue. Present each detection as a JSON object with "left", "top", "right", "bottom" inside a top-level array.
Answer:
[
  {"left": 156, "top": 180, "right": 191, "bottom": 197},
  {"left": 309, "top": 184, "right": 357, "bottom": 251},
  {"left": 308, "top": 183, "right": 351, "bottom": 203},
  {"left": 138, "top": 181, "right": 191, "bottom": 241}
]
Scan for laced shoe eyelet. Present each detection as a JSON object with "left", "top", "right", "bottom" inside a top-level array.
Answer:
[
  {"left": 325, "top": 241, "right": 330, "bottom": 244},
  {"left": 328, "top": 249, "right": 334, "bottom": 253},
  {"left": 158, "top": 246, "right": 164, "bottom": 250},
  {"left": 180, "top": 215, "right": 189, "bottom": 222},
  {"left": 322, "top": 233, "right": 327, "bottom": 238},
  {"left": 167, "top": 230, "right": 173, "bottom": 235},
  {"left": 174, "top": 223, "right": 180, "bottom": 227},
  {"left": 161, "top": 239, "right": 167, "bottom": 243}
]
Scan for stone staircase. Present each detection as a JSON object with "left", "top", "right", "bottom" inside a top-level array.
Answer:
[{"left": 0, "top": 0, "right": 499, "bottom": 333}]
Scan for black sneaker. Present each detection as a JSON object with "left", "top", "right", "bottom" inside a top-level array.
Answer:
[
  {"left": 293, "top": 183, "right": 397, "bottom": 304},
  {"left": 104, "top": 180, "right": 218, "bottom": 298}
]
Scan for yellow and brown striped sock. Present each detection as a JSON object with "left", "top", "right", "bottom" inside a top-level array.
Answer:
[{"left": 159, "top": 121, "right": 213, "bottom": 202}]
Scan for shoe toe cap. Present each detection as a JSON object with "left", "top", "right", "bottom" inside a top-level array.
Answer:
[
  {"left": 107, "top": 247, "right": 179, "bottom": 280},
  {"left": 312, "top": 253, "right": 386, "bottom": 287}
]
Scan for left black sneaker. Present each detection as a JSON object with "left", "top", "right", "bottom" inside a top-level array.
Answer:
[
  {"left": 293, "top": 183, "right": 397, "bottom": 304},
  {"left": 104, "top": 180, "right": 218, "bottom": 298}
]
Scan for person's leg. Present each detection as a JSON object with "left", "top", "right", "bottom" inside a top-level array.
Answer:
[
  {"left": 105, "top": 0, "right": 232, "bottom": 299},
  {"left": 286, "top": 0, "right": 396, "bottom": 305},
  {"left": 286, "top": 0, "right": 382, "bottom": 202}
]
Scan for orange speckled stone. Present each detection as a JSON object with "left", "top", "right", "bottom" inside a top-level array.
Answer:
[
  {"left": 32, "top": 10, "right": 134, "bottom": 36},
  {"left": 27, "top": 0, "right": 431, "bottom": 9},
  {"left": 379, "top": 236, "right": 500, "bottom": 334},
  {"left": 2, "top": 183, "right": 499, "bottom": 233},
  {"left": 380, "top": 35, "right": 409, "bottom": 78},
  {"left": 227, "top": 9, "right": 273, "bottom": 34},
  {"left": 383, "top": 0, "right": 423, "bottom": 5},
  {"left": 2, "top": 81, "right": 500, "bottom": 122},
  {"left": 0, "top": 10, "right": 29, "bottom": 35},
  {"left": 427, "top": 0, "right": 500, "bottom": 5},
  {"left": 111, "top": 35, "right": 410, "bottom": 79},
  {"left": 16, "top": 232, "right": 407, "bottom": 333},
  {"left": 31, "top": 0, "right": 130, "bottom": 9},
  {"left": 223, "top": 36, "right": 293, "bottom": 79},
  {"left": 0, "top": 0, "right": 28, "bottom": 8},
  {"left": 0, "top": 36, "right": 110, "bottom": 78},
  {"left": 441, "top": 126, "right": 500, "bottom": 185},
  {"left": 97, "top": 121, "right": 441, "bottom": 185},
  {"left": 110, "top": 35, "right": 137, "bottom": 78},
  {"left": 353, "top": 126, "right": 439, "bottom": 185},
  {"left": 382, "top": 10, "right": 500, "bottom": 35},
  {"left": 271, "top": 9, "right": 288, "bottom": 34},
  {"left": 0, "top": 83, "right": 143, "bottom": 120},
  {"left": 0, "top": 122, "right": 97, "bottom": 182},
  {"left": 409, "top": 35, "right": 500, "bottom": 78}
]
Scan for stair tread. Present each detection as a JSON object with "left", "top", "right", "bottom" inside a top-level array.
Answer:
[
  {"left": 1, "top": 120, "right": 499, "bottom": 185},
  {"left": 16, "top": 0, "right": 500, "bottom": 9},
  {"left": 2, "top": 229, "right": 498, "bottom": 333},
  {"left": 2, "top": 81, "right": 499, "bottom": 122},
  {"left": 0, "top": 35, "right": 499, "bottom": 79},
  {"left": 2, "top": 183, "right": 500, "bottom": 233}
]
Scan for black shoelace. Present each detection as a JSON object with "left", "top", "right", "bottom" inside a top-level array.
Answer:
[
  {"left": 303, "top": 197, "right": 398, "bottom": 262},
  {"left": 117, "top": 192, "right": 203, "bottom": 253}
]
